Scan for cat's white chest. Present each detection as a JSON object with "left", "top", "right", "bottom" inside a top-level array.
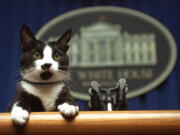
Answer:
[{"left": 20, "top": 81, "right": 64, "bottom": 111}]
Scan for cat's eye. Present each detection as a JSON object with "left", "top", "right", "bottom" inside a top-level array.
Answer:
[
  {"left": 53, "top": 53, "right": 61, "bottom": 61},
  {"left": 33, "top": 52, "right": 42, "bottom": 59}
]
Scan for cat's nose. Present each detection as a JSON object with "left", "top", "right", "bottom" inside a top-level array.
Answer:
[{"left": 41, "top": 63, "right": 52, "bottom": 70}]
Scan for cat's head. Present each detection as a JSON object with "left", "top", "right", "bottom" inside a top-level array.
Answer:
[{"left": 20, "top": 25, "right": 71, "bottom": 83}]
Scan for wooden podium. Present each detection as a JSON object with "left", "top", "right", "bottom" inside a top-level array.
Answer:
[{"left": 0, "top": 111, "right": 180, "bottom": 135}]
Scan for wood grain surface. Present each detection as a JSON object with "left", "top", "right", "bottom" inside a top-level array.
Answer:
[{"left": 0, "top": 111, "right": 180, "bottom": 135}]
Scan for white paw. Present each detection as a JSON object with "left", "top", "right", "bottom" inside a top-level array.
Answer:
[
  {"left": 58, "top": 103, "right": 79, "bottom": 117},
  {"left": 11, "top": 105, "right": 29, "bottom": 125}
]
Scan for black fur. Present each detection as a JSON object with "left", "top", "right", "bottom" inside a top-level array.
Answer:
[
  {"left": 8, "top": 83, "right": 75, "bottom": 112},
  {"left": 8, "top": 83, "right": 45, "bottom": 112},
  {"left": 8, "top": 25, "right": 77, "bottom": 116}
]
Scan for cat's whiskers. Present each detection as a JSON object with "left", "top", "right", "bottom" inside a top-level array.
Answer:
[
  {"left": 20, "top": 65, "right": 80, "bottom": 86},
  {"left": 8, "top": 67, "right": 24, "bottom": 79},
  {"left": 58, "top": 66, "right": 77, "bottom": 72},
  {"left": 57, "top": 74, "right": 71, "bottom": 88},
  {"left": 9, "top": 66, "right": 34, "bottom": 80},
  {"left": 54, "top": 72, "right": 63, "bottom": 81},
  {"left": 56, "top": 70, "right": 82, "bottom": 91},
  {"left": 9, "top": 72, "right": 21, "bottom": 79},
  {"left": 21, "top": 67, "right": 38, "bottom": 81}
]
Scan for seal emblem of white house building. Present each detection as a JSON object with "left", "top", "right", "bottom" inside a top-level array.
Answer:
[{"left": 36, "top": 7, "right": 177, "bottom": 100}]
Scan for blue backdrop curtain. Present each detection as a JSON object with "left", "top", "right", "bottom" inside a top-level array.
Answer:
[{"left": 0, "top": 0, "right": 180, "bottom": 112}]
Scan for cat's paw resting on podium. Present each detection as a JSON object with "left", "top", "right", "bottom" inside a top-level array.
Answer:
[
  {"left": 58, "top": 103, "right": 79, "bottom": 118},
  {"left": 11, "top": 105, "right": 29, "bottom": 125}
]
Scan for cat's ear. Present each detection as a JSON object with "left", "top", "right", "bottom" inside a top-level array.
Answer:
[
  {"left": 20, "top": 25, "right": 36, "bottom": 49},
  {"left": 56, "top": 29, "right": 72, "bottom": 52}
]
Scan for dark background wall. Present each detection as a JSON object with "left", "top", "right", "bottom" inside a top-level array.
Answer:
[{"left": 0, "top": 0, "right": 180, "bottom": 112}]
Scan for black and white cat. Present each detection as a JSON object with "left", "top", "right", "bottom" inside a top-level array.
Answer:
[{"left": 8, "top": 25, "right": 79, "bottom": 125}]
